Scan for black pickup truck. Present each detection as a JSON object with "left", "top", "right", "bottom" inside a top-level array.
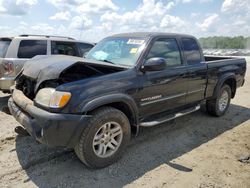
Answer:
[{"left": 8, "top": 32, "right": 246, "bottom": 168}]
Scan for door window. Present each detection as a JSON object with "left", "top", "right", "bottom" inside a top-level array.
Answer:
[
  {"left": 18, "top": 40, "right": 47, "bottom": 58},
  {"left": 146, "top": 38, "right": 182, "bottom": 67},
  {"left": 51, "top": 41, "right": 78, "bottom": 56}
]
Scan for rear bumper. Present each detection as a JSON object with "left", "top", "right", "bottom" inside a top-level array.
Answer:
[
  {"left": 0, "top": 76, "right": 15, "bottom": 91},
  {"left": 8, "top": 89, "right": 91, "bottom": 148}
]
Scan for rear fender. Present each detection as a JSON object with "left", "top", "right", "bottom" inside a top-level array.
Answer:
[{"left": 212, "top": 73, "right": 236, "bottom": 98}]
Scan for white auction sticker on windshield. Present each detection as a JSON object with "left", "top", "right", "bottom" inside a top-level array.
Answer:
[{"left": 127, "top": 39, "right": 145, "bottom": 45}]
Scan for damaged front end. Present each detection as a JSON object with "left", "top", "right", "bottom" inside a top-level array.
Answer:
[
  {"left": 15, "top": 55, "right": 127, "bottom": 100},
  {"left": 8, "top": 55, "right": 128, "bottom": 147}
]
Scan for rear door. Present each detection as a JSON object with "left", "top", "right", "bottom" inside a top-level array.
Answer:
[
  {"left": 181, "top": 37, "right": 207, "bottom": 104},
  {"left": 139, "top": 37, "right": 188, "bottom": 116}
]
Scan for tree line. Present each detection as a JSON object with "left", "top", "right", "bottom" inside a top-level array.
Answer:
[{"left": 199, "top": 36, "right": 250, "bottom": 49}]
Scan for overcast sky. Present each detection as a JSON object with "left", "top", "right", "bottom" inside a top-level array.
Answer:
[{"left": 0, "top": 0, "right": 249, "bottom": 42}]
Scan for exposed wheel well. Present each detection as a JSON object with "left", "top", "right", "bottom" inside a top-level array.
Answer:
[
  {"left": 224, "top": 78, "right": 236, "bottom": 98},
  {"left": 86, "top": 102, "right": 138, "bottom": 134}
]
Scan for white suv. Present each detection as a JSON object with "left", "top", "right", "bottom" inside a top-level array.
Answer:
[{"left": 0, "top": 35, "right": 94, "bottom": 92}]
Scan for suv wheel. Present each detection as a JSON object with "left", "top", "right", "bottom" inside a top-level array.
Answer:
[
  {"left": 74, "top": 107, "right": 131, "bottom": 168},
  {"left": 206, "top": 84, "right": 231, "bottom": 117}
]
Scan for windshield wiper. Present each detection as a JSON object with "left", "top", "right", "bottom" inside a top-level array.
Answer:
[{"left": 101, "top": 59, "right": 115, "bottom": 65}]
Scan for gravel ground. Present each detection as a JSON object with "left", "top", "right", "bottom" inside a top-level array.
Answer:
[{"left": 0, "top": 58, "right": 249, "bottom": 188}]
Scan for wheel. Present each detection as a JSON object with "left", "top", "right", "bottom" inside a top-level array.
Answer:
[
  {"left": 206, "top": 84, "right": 231, "bottom": 117},
  {"left": 74, "top": 107, "right": 131, "bottom": 168}
]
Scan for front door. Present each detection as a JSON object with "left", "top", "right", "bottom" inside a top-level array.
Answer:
[{"left": 138, "top": 38, "right": 188, "bottom": 117}]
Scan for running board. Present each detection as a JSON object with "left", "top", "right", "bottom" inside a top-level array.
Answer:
[{"left": 140, "top": 105, "right": 200, "bottom": 127}]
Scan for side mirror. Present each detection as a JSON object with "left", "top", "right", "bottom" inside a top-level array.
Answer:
[{"left": 141, "top": 57, "right": 166, "bottom": 72}]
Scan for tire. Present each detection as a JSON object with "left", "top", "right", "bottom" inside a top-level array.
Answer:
[
  {"left": 206, "top": 84, "right": 231, "bottom": 117},
  {"left": 74, "top": 107, "right": 131, "bottom": 168}
]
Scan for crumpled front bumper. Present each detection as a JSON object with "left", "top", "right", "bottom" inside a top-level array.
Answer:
[{"left": 8, "top": 89, "right": 91, "bottom": 148}]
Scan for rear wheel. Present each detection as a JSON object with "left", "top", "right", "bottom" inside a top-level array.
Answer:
[
  {"left": 206, "top": 84, "right": 231, "bottom": 117},
  {"left": 74, "top": 107, "right": 131, "bottom": 168}
]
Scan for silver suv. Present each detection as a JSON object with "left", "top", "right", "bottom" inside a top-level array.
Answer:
[{"left": 0, "top": 34, "right": 94, "bottom": 92}]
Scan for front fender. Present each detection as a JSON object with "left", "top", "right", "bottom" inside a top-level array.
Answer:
[{"left": 80, "top": 93, "right": 139, "bottom": 125}]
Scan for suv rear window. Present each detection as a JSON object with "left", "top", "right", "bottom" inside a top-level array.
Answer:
[
  {"left": 51, "top": 41, "right": 78, "bottom": 56},
  {"left": 0, "top": 38, "right": 12, "bottom": 58},
  {"left": 18, "top": 40, "right": 47, "bottom": 58},
  {"left": 182, "top": 38, "right": 202, "bottom": 65},
  {"left": 77, "top": 43, "right": 94, "bottom": 57}
]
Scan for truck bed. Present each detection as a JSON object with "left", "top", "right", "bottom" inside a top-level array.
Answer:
[
  {"left": 205, "top": 55, "right": 245, "bottom": 62},
  {"left": 204, "top": 55, "right": 246, "bottom": 99}
]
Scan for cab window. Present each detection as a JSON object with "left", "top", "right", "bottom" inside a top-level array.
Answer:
[
  {"left": 181, "top": 38, "right": 202, "bottom": 65},
  {"left": 146, "top": 38, "right": 182, "bottom": 67}
]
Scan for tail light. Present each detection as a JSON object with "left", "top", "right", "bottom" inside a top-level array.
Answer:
[{"left": 3, "top": 60, "right": 14, "bottom": 75}]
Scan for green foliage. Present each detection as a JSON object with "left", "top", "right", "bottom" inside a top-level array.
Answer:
[{"left": 199, "top": 36, "right": 250, "bottom": 49}]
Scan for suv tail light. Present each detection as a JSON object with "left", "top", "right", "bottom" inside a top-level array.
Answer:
[{"left": 3, "top": 60, "right": 14, "bottom": 75}]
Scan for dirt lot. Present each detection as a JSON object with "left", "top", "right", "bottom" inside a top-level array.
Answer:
[{"left": 0, "top": 58, "right": 249, "bottom": 188}]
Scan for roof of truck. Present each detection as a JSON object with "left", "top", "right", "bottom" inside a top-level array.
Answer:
[{"left": 111, "top": 32, "right": 195, "bottom": 38}]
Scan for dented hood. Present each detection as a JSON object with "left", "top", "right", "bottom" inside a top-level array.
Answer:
[
  {"left": 23, "top": 55, "right": 83, "bottom": 81},
  {"left": 22, "top": 55, "right": 126, "bottom": 90}
]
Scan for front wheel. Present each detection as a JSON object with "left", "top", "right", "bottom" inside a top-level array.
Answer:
[
  {"left": 206, "top": 84, "right": 231, "bottom": 117},
  {"left": 74, "top": 107, "right": 131, "bottom": 168}
]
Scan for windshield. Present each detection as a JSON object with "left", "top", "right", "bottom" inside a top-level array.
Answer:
[
  {"left": 86, "top": 37, "right": 146, "bottom": 67},
  {"left": 0, "top": 39, "right": 11, "bottom": 58}
]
